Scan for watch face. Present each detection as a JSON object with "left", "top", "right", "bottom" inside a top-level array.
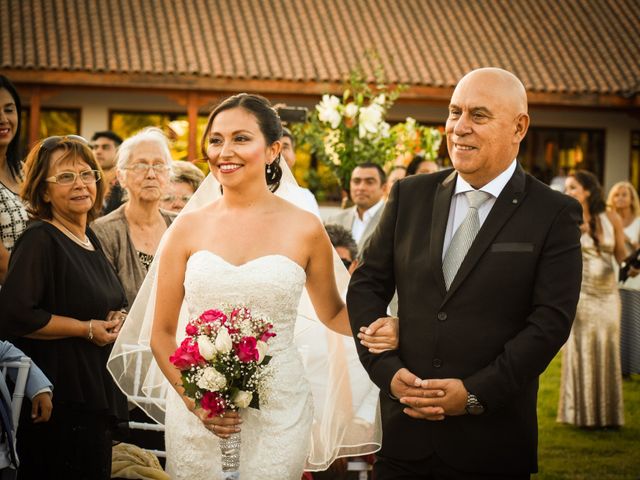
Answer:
[{"left": 467, "top": 404, "right": 484, "bottom": 415}]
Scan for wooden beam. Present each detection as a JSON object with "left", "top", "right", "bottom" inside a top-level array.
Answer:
[
  {"left": 5, "top": 69, "right": 639, "bottom": 110},
  {"left": 187, "top": 92, "right": 198, "bottom": 162},
  {"left": 28, "top": 87, "right": 41, "bottom": 147}
]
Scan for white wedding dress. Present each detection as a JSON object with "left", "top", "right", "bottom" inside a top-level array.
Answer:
[
  {"left": 107, "top": 171, "right": 382, "bottom": 479},
  {"left": 165, "top": 251, "right": 313, "bottom": 479}
]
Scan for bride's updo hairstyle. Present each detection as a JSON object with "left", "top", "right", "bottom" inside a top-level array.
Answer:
[{"left": 201, "top": 93, "right": 283, "bottom": 192}]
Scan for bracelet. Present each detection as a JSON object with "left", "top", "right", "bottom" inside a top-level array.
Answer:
[{"left": 87, "top": 320, "right": 94, "bottom": 341}]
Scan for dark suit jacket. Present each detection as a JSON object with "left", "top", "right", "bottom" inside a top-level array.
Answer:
[{"left": 347, "top": 165, "right": 582, "bottom": 475}]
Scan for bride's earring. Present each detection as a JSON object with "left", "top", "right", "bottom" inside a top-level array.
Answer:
[{"left": 266, "top": 163, "right": 272, "bottom": 175}]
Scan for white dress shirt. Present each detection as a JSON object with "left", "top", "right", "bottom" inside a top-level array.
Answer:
[
  {"left": 352, "top": 199, "right": 385, "bottom": 244},
  {"left": 443, "top": 160, "right": 518, "bottom": 259}
]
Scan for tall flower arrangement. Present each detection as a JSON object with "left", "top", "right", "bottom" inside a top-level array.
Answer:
[
  {"left": 294, "top": 68, "right": 443, "bottom": 191},
  {"left": 294, "top": 68, "right": 403, "bottom": 189}
]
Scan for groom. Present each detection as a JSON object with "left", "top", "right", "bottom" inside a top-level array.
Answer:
[{"left": 347, "top": 68, "right": 582, "bottom": 479}]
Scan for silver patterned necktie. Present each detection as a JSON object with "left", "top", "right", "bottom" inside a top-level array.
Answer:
[{"left": 442, "top": 190, "right": 492, "bottom": 289}]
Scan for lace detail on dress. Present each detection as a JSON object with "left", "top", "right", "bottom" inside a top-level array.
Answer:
[{"left": 164, "top": 251, "right": 313, "bottom": 480}]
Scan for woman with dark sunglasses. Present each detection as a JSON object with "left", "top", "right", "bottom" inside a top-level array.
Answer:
[{"left": 0, "top": 136, "right": 128, "bottom": 479}]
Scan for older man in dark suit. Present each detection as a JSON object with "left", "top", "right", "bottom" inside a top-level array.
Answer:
[{"left": 348, "top": 68, "right": 582, "bottom": 479}]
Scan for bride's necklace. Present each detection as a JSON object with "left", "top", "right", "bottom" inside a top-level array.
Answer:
[{"left": 54, "top": 220, "right": 94, "bottom": 250}]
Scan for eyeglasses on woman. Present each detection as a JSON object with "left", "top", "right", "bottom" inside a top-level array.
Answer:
[{"left": 45, "top": 169, "right": 102, "bottom": 185}]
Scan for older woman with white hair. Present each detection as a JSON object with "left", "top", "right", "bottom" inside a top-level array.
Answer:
[{"left": 92, "top": 127, "right": 176, "bottom": 308}]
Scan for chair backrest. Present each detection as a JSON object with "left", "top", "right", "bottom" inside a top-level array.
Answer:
[{"left": 0, "top": 357, "right": 32, "bottom": 429}]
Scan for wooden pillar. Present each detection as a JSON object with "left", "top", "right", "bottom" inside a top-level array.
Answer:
[
  {"left": 187, "top": 92, "right": 198, "bottom": 162},
  {"left": 28, "top": 87, "right": 41, "bottom": 147}
]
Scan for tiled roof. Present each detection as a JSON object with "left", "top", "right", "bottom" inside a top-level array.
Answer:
[{"left": 2, "top": 0, "right": 639, "bottom": 97}]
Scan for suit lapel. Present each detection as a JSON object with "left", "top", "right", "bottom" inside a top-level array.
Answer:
[
  {"left": 443, "top": 165, "right": 528, "bottom": 303},
  {"left": 429, "top": 170, "right": 457, "bottom": 297},
  {"left": 358, "top": 204, "right": 384, "bottom": 250}
]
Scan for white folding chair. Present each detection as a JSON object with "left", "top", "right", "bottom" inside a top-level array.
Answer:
[
  {"left": 0, "top": 357, "right": 32, "bottom": 429},
  {"left": 121, "top": 345, "right": 167, "bottom": 458}
]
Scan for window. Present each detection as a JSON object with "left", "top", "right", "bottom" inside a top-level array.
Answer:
[
  {"left": 109, "top": 111, "right": 209, "bottom": 160},
  {"left": 519, "top": 127, "right": 605, "bottom": 185},
  {"left": 18, "top": 108, "right": 81, "bottom": 157}
]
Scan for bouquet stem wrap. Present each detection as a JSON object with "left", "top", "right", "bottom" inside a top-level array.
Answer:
[{"left": 220, "top": 431, "right": 241, "bottom": 479}]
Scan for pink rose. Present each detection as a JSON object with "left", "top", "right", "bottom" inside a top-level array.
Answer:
[
  {"left": 260, "top": 325, "right": 276, "bottom": 342},
  {"left": 201, "top": 391, "right": 226, "bottom": 417},
  {"left": 169, "top": 338, "right": 205, "bottom": 370},
  {"left": 235, "top": 336, "right": 259, "bottom": 363},
  {"left": 185, "top": 323, "right": 198, "bottom": 336},
  {"left": 200, "top": 309, "right": 227, "bottom": 325}
]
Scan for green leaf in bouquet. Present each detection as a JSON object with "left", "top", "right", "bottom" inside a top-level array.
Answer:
[{"left": 249, "top": 393, "right": 260, "bottom": 410}]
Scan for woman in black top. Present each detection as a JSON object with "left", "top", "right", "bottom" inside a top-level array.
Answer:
[{"left": 0, "top": 136, "right": 128, "bottom": 479}]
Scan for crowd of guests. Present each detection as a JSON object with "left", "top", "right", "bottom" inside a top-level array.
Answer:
[{"left": 0, "top": 71, "right": 638, "bottom": 479}]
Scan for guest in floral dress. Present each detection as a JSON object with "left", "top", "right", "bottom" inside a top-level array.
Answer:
[{"left": 0, "top": 76, "right": 28, "bottom": 285}]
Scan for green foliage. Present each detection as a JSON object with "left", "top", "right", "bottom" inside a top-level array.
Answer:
[{"left": 535, "top": 355, "right": 640, "bottom": 479}]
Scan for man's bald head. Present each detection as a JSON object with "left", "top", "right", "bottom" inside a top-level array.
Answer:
[
  {"left": 456, "top": 68, "right": 528, "bottom": 115},
  {"left": 446, "top": 68, "right": 530, "bottom": 188}
]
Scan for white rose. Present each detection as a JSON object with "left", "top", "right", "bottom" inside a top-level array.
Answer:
[
  {"left": 197, "top": 335, "right": 217, "bottom": 360},
  {"left": 358, "top": 104, "right": 383, "bottom": 138},
  {"left": 317, "top": 95, "right": 342, "bottom": 129},
  {"left": 215, "top": 327, "right": 233, "bottom": 354},
  {"left": 256, "top": 340, "right": 269, "bottom": 364},
  {"left": 374, "top": 94, "right": 386, "bottom": 106},
  {"left": 232, "top": 390, "right": 253, "bottom": 409},
  {"left": 344, "top": 102, "right": 358, "bottom": 119},
  {"left": 196, "top": 366, "right": 226, "bottom": 391}
]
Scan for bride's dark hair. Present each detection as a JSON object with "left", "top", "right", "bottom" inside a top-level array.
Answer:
[{"left": 201, "top": 93, "right": 283, "bottom": 192}]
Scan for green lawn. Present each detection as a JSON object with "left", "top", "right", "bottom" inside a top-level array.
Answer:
[{"left": 534, "top": 355, "right": 640, "bottom": 479}]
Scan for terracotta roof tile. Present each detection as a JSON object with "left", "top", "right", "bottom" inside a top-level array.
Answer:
[{"left": 2, "top": 0, "right": 638, "bottom": 96}]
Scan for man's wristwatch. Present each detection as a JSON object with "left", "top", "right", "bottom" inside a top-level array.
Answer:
[{"left": 465, "top": 393, "right": 485, "bottom": 415}]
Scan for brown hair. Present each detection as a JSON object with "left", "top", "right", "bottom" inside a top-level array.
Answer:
[{"left": 21, "top": 137, "right": 105, "bottom": 222}]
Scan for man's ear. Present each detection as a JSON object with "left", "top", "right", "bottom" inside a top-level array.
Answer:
[{"left": 514, "top": 113, "right": 530, "bottom": 142}]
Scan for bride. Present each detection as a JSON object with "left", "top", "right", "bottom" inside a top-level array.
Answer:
[{"left": 113, "top": 94, "right": 398, "bottom": 479}]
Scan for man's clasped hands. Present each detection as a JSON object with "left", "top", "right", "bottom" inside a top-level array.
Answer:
[{"left": 390, "top": 368, "right": 469, "bottom": 420}]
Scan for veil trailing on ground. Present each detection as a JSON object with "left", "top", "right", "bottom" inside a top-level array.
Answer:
[{"left": 107, "top": 162, "right": 382, "bottom": 470}]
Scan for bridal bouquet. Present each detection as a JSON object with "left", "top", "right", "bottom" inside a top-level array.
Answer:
[
  {"left": 170, "top": 306, "right": 276, "bottom": 478},
  {"left": 170, "top": 306, "right": 276, "bottom": 415}
]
